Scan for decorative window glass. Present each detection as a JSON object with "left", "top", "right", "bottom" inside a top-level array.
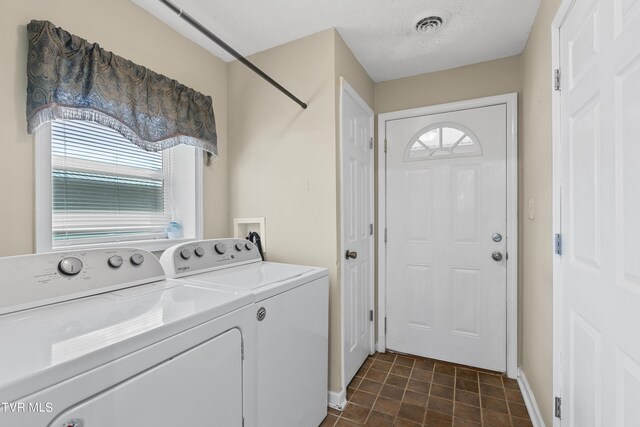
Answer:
[{"left": 405, "top": 123, "right": 482, "bottom": 161}]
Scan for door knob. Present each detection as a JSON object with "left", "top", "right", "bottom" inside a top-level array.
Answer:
[
  {"left": 491, "top": 251, "right": 503, "bottom": 261},
  {"left": 345, "top": 250, "right": 358, "bottom": 260}
]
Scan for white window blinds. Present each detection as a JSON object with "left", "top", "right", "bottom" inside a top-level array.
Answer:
[{"left": 51, "top": 120, "right": 172, "bottom": 246}]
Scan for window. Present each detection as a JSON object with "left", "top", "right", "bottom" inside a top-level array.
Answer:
[
  {"left": 405, "top": 123, "right": 482, "bottom": 161},
  {"left": 36, "top": 120, "right": 202, "bottom": 252}
]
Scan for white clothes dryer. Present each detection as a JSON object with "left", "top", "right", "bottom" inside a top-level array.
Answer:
[
  {"left": 161, "top": 238, "right": 329, "bottom": 427},
  {"left": 0, "top": 247, "right": 256, "bottom": 427}
]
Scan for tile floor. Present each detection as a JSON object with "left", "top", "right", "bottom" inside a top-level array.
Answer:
[{"left": 320, "top": 352, "right": 533, "bottom": 427}]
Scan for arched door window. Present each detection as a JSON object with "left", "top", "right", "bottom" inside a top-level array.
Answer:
[{"left": 405, "top": 123, "right": 482, "bottom": 161}]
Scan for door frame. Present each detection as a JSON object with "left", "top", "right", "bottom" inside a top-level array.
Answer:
[
  {"left": 339, "top": 77, "right": 375, "bottom": 401},
  {"left": 377, "top": 93, "right": 519, "bottom": 378},
  {"left": 552, "top": 1, "right": 578, "bottom": 426}
]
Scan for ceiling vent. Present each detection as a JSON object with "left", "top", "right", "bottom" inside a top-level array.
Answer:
[{"left": 415, "top": 16, "right": 445, "bottom": 34}]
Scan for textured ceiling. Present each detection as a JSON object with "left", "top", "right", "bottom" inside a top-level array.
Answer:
[{"left": 132, "top": 0, "right": 539, "bottom": 82}]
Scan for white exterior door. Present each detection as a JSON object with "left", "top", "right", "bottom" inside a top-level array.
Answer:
[
  {"left": 558, "top": 0, "right": 640, "bottom": 424},
  {"left": 385, "top": 104, "right": 508, "bottom": 372},
  {"left": 340, "top": 79, "right": 374, "bottom": 388}
]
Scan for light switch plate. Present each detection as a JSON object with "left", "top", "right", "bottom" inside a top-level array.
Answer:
[{"left": 528, "top": 198, "right": 535, "bottom": 220}]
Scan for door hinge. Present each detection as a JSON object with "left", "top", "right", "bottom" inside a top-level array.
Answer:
[
  {"left": 554, "top": 69, "right": 561, "bottom": 91},
  {"left": 370, "top": 223, "right": 374, "bottom": 236},
  {"left": 384, "top": 317, "right": 387, "bottom": 333},
  {"left": 384, "top": 138, "right": 388, "bottom": 153},
  {"left": 369, "top": 137, "right": 373, "bottom": 149},
  {"left": 555, "top": 396, "right": 562, "bottom": 419},
  {"left": 384, "top": 228, "right": 387, "bottom": 243},
  {"left": 370, "top": 310, "right": 374, "bottom": 322},
  {"left": 555, "top": 233, "right": 562, "bottom": 255}
]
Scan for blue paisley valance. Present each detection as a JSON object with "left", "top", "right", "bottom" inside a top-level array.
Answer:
[{"left": 26, "top": 20, "right": 218, "bottom": 157}]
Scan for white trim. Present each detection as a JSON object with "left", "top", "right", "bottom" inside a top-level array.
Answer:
[
  {"left": 194, "top": 149, "right": 204, "bottom": 244},
  {"left": 327, "top": 389, "right": 347, "bottom": 411},
  {"left": 552, "top": 2, "right": 575, "bottom": 427},
  {"left": 518, "top": 367, "right": 547, "bottom": 427},
  {"left": 376, "top": 93, "right": 519, "bottom": 378},
  {"left": 35, "top": 122, "right": 53, "bottom": 253},
  {"left": 339, "top": 76, "right": 375, "bottom": 394}
]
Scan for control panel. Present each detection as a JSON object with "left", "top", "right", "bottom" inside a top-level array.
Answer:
[
  {"left": 0, "top": 248, "right": 165, "bottom": 315},
  {"left": 160, "top": 239, "right": 261, "bottom": 278}
]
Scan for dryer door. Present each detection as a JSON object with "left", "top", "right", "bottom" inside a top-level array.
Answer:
[{"left": 49, "top": 328, "right": 243, "bottom": 427}]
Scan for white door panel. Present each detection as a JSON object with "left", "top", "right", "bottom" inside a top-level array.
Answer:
[
  {"left": 341, "top": 81, "right": 374, "bottom": 388},
  {"left": 386, "top": 105, "right": 507, "bottom": 372},
  {"left": 559, "top": 0, "right": 640, "bottom": 424}
]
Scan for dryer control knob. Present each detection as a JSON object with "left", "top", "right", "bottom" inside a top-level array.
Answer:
[
  {"left": 194, "top": 247, "right": 205, "bottom": 257},
  {"left": 214, "top": 243, "right": 227, "bottom": 255},
  {"left": 58, "top": 257, "right": 83, "bottom": 276},
  {"left": 108, "top": 255, "right": 124, "bottom": 269},
  {"left": 245, "top": 242, "right": 254, "bottom": 251},
  {"left": 235, "top": 243, "right": 244, "bottom": 251},
  {"left": 130, "top": 253, "right": 145, "bottom": 266},
  {"left": 180, "top": 249, "right": 192, "bottom": 260}
]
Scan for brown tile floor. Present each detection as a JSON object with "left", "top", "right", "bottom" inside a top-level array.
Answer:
[{"left": 320, "top": 352, "right": 533, "bottom": 427}]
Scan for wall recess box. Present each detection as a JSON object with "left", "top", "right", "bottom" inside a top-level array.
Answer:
[{"left": 233, "top": 217, "right": 266, "bottom": 253}]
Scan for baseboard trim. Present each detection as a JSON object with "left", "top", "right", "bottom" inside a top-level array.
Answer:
[
  {"left": 517, "top": 367, "right": 546, "bottom": 427},
  {"left": 328, "top": 389, "right": 347, "bottom": 411}
]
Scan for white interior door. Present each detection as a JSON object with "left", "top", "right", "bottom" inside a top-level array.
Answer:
[
  {"left": 558, "top": 0, "right": 640, "bottom": 424},
  {"left": 340, "top": 79, "right": 374, "bottom": 388},
  {"left": 385, "top": 104, "right": 508, "bottom": 372}
]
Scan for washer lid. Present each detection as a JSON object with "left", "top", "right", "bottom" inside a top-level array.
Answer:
[
  {"left": 186, "top": 262, "right": 315, "bottom": 289},
  {"left": 0, "top": 281, "right": 253, "bottom": 403}
]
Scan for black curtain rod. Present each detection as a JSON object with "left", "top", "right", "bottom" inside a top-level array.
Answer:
[{"left": 159, "top": 0, "right": 308, "bottom": 110}]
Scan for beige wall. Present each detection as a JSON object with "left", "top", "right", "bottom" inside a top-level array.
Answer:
[
  {"left": 228, "top": 29, "right": 374, "bottom": 394},
  {"left": 375, "top": 56, "right": 522, "bottom": 114},
  {"left": 520, "top": 0, "right": 562, "bottom": 425},
  {"left": 334, "top": 33, "right": 375, "bottom": 109},
  {"left": 0, "top": 0, "right": 228, "bottom": 257},
  {"left": 228, "top": 29, "right": 342, "bottom": 389}
]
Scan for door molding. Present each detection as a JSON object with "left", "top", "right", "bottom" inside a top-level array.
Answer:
[
  {"left": 552, "top": 1, "right": 577, "bottom": 426},
  {"left": 339, "top": 77, "right": 375, "bottom": 395},
  {"left": 377, "top": 93, "right": 519, "bottom": 378}
]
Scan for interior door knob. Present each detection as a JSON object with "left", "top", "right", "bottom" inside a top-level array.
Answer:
[
  {"left": 345, "top": 250, "right": 358, "bottom": 260},
  {"left": 491, "top": 251, "right": 503, "bottom": 261}
]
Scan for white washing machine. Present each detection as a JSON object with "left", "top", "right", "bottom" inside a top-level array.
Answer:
[
  {"left": 0, "top": 247, "right": 256, "bottom": 427},
  {"left": 161, "top": 238, "right": 329, "bottom": 427}
]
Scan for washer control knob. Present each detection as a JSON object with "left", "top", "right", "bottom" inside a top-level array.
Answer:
[
  {"left": 130, "top": 253, "right": 145, "bottom": 266},
  {"left": 214, "top": 243, "right": 227, "bottom": 255},
  {"left": 245, "top": 242, "right": 254, "bottom": 251},
  {"left": 58, "top": 257, "right": 83, "bottom": 276},
  {"left": 108, "top": 255, "right": 124, "bottom": 269},
  {"left": 235, "top": 243, "right": 244, "bottom": 251},
  {"left": 180, "top": 249, "right": 192, "bottom": 260},
  {"left": 194, "top": 247, "right": 205, "bottom": 257}
]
